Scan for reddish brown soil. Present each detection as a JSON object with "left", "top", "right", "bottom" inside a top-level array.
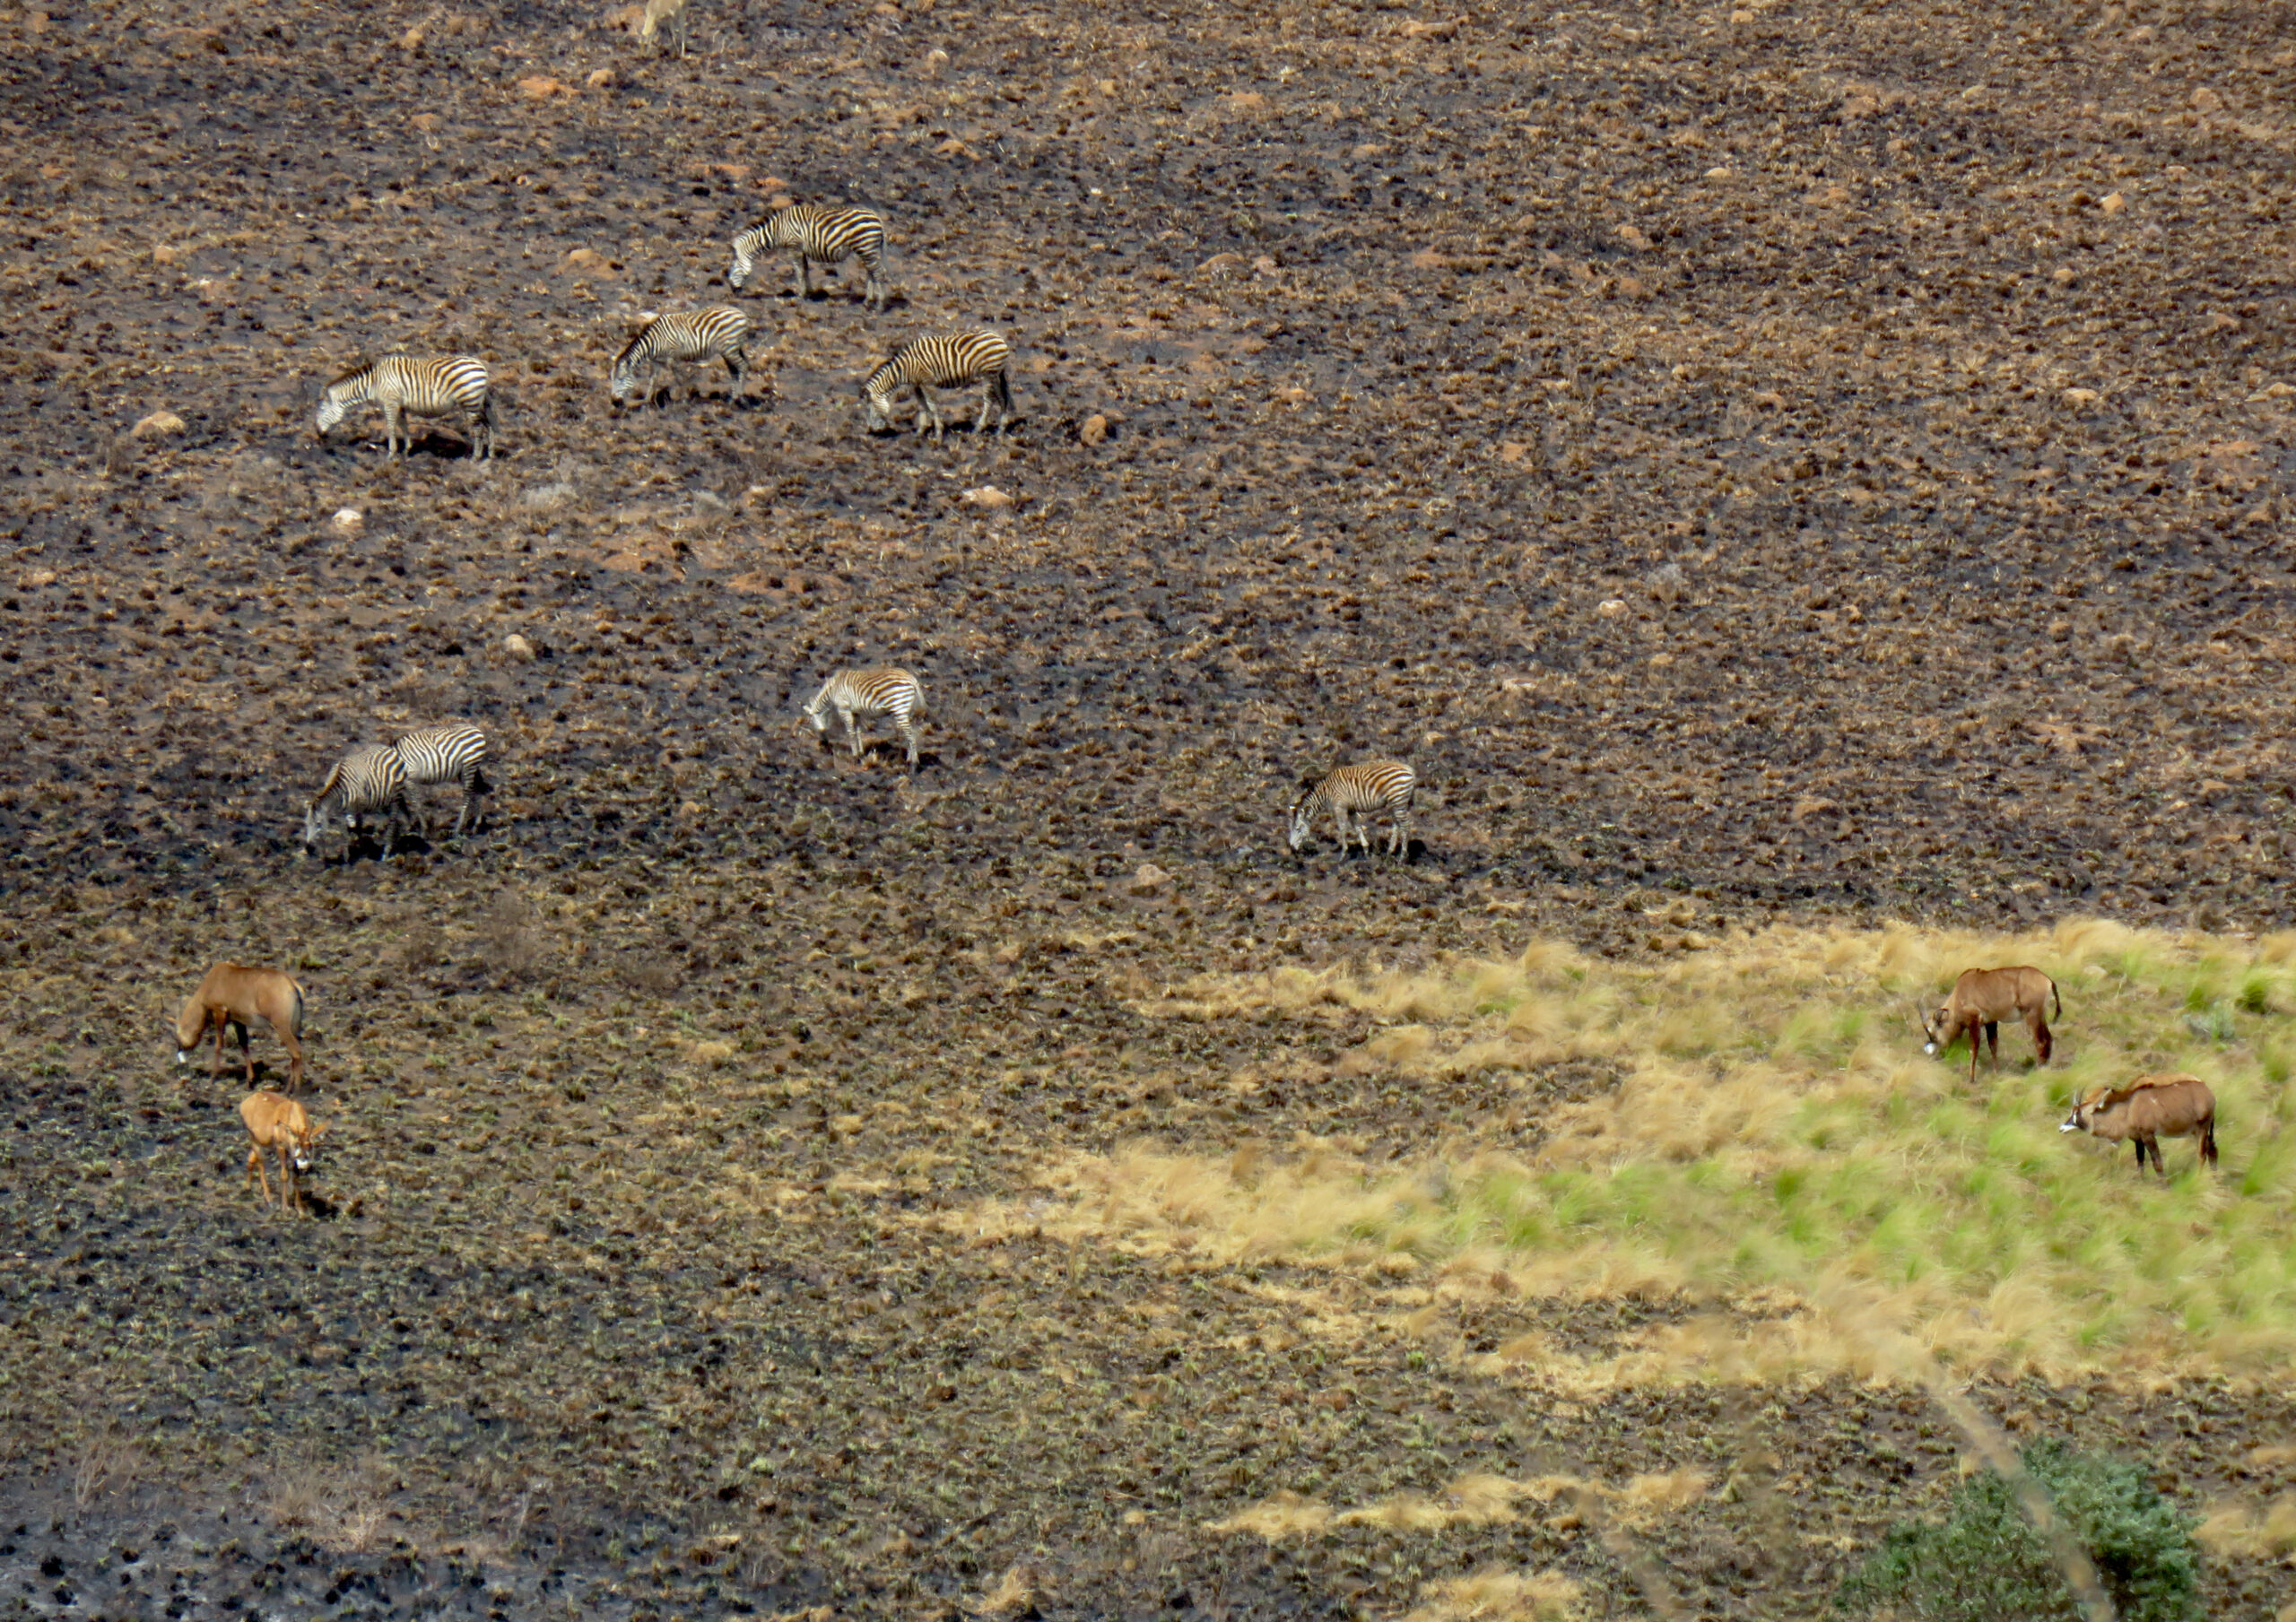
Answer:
[{"left": 2, "top": 0, "right": 2293, "bottom": 1615}]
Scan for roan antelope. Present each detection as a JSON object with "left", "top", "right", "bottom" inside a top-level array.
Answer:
[
  {"left": 1920, "top": 965, "right": 2059, "bottom": 1086},
  {"left": 241, "top": 1090, "right": 326, "bottom": 1214},
  {"left": 176, "top": 964, "right": 308, "bottom": 1092},
  {"left": 2061, "top": 1074, "right": 2218, "bottom": 1178}
]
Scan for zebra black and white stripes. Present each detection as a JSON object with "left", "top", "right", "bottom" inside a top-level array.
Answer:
[
  {"left": 1290, "top": 760, "right": 1417, "bottom": 858},
  {"left": 727, "top": 204, "right": 888, "bottom": 309},
  {"left": 609, "top": 306, "right": 755, "bottom": 407},
  {"left": 304, "top": 746, "right": 414, "bottom": 858},
  {"left": 316, "top": 355, "right": 495, "bottom": 460},
  {"left": 803, "top": 668, "right": 927, "bottom": 767},
  {"left": 394, "top": 723, "right": 491, "bottom": 837},
  {"left": 860, "top": 332, "right": 1013, "bottom": 439}
]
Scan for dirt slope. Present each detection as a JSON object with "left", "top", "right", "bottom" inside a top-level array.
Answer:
[{"left": 2, "top": 0, "right": 2293, "bottom": 1615}]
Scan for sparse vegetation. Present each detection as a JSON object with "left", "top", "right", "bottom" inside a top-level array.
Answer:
[{"left": 996, "top": 921, "right": 2296, "bottom": 1377}]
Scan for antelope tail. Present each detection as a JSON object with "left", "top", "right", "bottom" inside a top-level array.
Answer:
[
  {"left": 2052, "top": 978, "right": 2062, "bottom": 1019},
  {"left": 290, "top": 981, "right": 306, "bottom": 1038}
]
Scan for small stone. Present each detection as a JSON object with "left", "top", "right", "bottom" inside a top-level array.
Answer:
[
  {"left": 565, "top": 247, "right": 617, "bottom": 278},
  {"left": 691, "top": 490, "right": 732, "bottom": 516},
  {"left": 1196, "top": 251, "right": 1245, "bottom": 279},
  {"left": 396, "top": 25, "right": 425, "bottom": 50},
  {"left": 1596, "top": 599, "right": 1629, "bottom": 618},
  {"left": 2100, "top": 191, "right": 2126, "bottom": 214},
  {"left": 130, "top": 411, "right": 185, "bottom": 438},
  {"left": 961, "top": 486, "right": 1014, "bottom": 510},
  {"left": 586, "top": 67, "right": 616, "bottom": 90},
  {"left": 1705, "top": 166, "right": 1733, "bottom": 179},
  {"left": 1251, "top": 255, "right": 1279, "bottom": 274},
  {"left": 1496, "top": 441, "right": 1531, "bottom": 464},
  {"left": 1079, "top": 413, "right": 1109, "bottom": 447},
  {"left": 411, "top": 113, "right": 442, "bottom": 133},
  {"left": 504, "top": 634, "right": 537, "bottom": 661},
  {"left": 1128, "top": 863, "right": 1172, "bottom": 896},
  {"left": 936, "top": 137, "right": 977, "bottom": 159},
  {"left": 2063, "top": 387, "right": 2101, "bottom": 408},
  {"left": 18, "top": 569, "right": 57, "bottom": 590},
  {"left": 517, "top": 74, "right": 570, "bottom": 98},
  {"left": 330, "top": 507, "right": 363, "bottom": 534}
]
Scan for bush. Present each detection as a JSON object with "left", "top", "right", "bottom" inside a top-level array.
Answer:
[{"left": 1834, "top": 1441, "right": 2200, "bottom": 1622}]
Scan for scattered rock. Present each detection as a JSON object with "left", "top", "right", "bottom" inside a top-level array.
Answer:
[
  {"left": 1596, "top": 599, "right": 1629, "bottom": 618},
  {"left": 1251, "top": 254, "right": 1279, "bottom": 275},
  {"left": 517, "top": 74, "right": 571, "bottom": 98},
  {"left": 586, "top": 67, "right": 616, "bottom": 90},
  {"left": 691, "top": 490, "right": 733, "bottom": 517},
  {"left": 330, "top": 507, "right": 363, "bottom": 534},
  {"left": 129, "top": 411, "right": 185, "bottom": 438},
  {"left": 565, "top": 247, "right": 618, "bottom": 277},
  {"left": 1079, "top": 413, "right": 1110, "bottom": 447},
  {"left": 523, "top": 481, "right": 577, "bottom": 508},
  {"left": 936, "top": 137, "right": 977, "bottom": 158},
  {"left": 1497, "top": 441, "right": 1532, "bottom": 464},
  {"left": 961, "top": 486, "right": 1014, "bottom": 510},
  {"left": 411, "top": 112, "right": 442, "bottom": 133},
  {"left": 1616, "top": 223, "right": 1652, "bottom": 250},
  {"left": 1705, "top": 166, "right": 1735, "bottom": 179},
  {"left": 2063, "top": 387, "right": 2101, "bottom": 408},
  {"left": 1196, "top": 251, "right": 1245, "bottom": 279},
  {"left": 17, "top": 569, "right": 57, "bottom": 590},
  {"left": 1646, "top": 561, "right": 1686, "bottom": 603},
  {"left": 503, "top": 634, "right": 537, "bottom": 661},
  {"left": 1128, "top": 863, "right": 1172, "bottom": 896},
  {"left": 1399, "top": 16, "right": 1458, "bottom": 39},
  {"left": 2100, "top": 191, "right": 2127, "bottom": 214}
]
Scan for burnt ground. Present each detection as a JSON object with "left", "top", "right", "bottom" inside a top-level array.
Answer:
[{"left": 2, "top": 0, "right": 2295, "bottom": 1615}]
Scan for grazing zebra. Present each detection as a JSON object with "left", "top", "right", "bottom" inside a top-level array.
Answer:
[
  {"left": 394, "top": 723, "right": 491, "bottom": 837},
  {"left": 727, "top": 204, "right": 888, "bottom": 309},
  {"left": 303, "top": 745, "right": 413, "bottom": 859},
  {"left": 1290, "top": 760, "right": 1418, "bottom": 858},
  {"left": 860, "top": 331, "right": 1013, "bottom": 440},
  {"left": 803, "top": 668, "right": 927, "bottom": 767},
  {"left": 316, "top": 355, "right": 495, "bottom": 460},
  {"left": 610, "top": 306, "right": 755, "bottom": 408}
]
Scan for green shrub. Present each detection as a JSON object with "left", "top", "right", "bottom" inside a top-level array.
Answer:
[{"left": 1834, "top": 1441, "right": 2200, "bottom": 1622}]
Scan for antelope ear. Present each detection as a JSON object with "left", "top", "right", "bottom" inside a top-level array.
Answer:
[{"left": 309, "top": 1122, "right": 329, "bottom": 1141}]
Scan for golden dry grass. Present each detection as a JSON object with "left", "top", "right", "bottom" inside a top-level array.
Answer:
[{"left": 966, "top": 921, "right": 2296, "bottom": 1380}]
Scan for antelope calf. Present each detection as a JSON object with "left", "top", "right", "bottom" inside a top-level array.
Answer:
[
  {"left": 241, "top": 1090, "right": 326, "bottom": 1214},
  {"left": 2062, "top": 1074, "right": 2218, "bottom": 1178},
  {"left": 1920, "top": 965, "right": 2059, "bottom": 1086},
  {"left": 175, "top": 964, "right": 308, "bottom": 1092}
]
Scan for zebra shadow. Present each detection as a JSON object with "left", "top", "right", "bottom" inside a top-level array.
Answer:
[{"left": 1292, "top": 837, "right": 1430, "bottom": 867}]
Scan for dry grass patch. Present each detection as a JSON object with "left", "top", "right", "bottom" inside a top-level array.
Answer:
[
  {"left": 1400, "top": 1566, "right": 1583, "bottom": 1622},
  {"left": 986, "top": 922, "right": 2296, "bottom": 1378}
]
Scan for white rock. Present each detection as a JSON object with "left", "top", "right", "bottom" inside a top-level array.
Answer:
[
  {"left": 130, "top": 411, "right": 186, "bottom": 439},
  {"left": 330, "top": 507, "right": 363, "bottom": 533},
  {"left": 504, "top": 633, "right": 537, "bottom": 661}
]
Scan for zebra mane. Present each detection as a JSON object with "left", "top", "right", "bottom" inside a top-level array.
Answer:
[
  {"left": 310, "top": 759, "right": 344, "bottom": 804},
  {"left": 609, "top": 326, "right": 650, "bottom": 371},
  {"left": 324, "top": 358, "right": 376, "bottom": 393}
]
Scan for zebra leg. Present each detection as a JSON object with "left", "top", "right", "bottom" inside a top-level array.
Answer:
[
  {"left": 901, "top": 718, "right": 920, "bottom": 767},
  {"left": 917, "top": 385, "right": 944, "bottom": 439},
  {"left": 843, "top": 705, "right": 865, "bottom": 759},
  {"left": 725, "top": 347, "right": 747, "bottom": 400},
  {"left": 795, "top": 253, "right": 813, "bottom": 299},
  {"left": 864, "top": 256, "right": 885, "bottom": 310},
  {"left": 381, "top": 401, "right": 404, "bottom": 457}
]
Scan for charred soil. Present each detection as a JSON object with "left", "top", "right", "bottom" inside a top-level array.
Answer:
[{"left": 3, "top": 0, "right": 2295, "bottom": 1615}]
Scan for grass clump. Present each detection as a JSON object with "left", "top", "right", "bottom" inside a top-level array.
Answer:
[{"left": 1833, "top": 1442, "right": 2200, "bottom": 1622}]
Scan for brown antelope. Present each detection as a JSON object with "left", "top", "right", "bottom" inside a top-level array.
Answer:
[
  {"left": 2061, "top": 1074, "right": 2218, "bottom": 1178},
  {"left": 240, "top": 1090, "right": 326, "bottom": 1214},
  {"left": 175, "top": 964, "right": 308, "bottom": 1093},
  {"left": 1920, "top": 966, "right": 2059, "bottom": 1086}
]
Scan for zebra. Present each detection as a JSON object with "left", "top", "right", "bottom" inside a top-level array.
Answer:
[
  {"left": 303, "top": 745, "right": 413, "bottom": 859},
  {"left": 803, "top": 668, "right": 927, "bottom": 767},
  {"left": 860, "top": 331, "right": 1013, "bottom": 440},
  {"left": 394, "top": 723, "right": 491, "bottom": 837},
  {"left": 727, "top": 204, "right": 888, "bottom": 309},
  {"left": 1289, "top": 760, "right": 1417, "bottom": 859},
  {"left": 315, "top": 355, "right": 495, "bottom": 460},
  {"left": 609, "top": 306, "right": 755, "bottom": 409}
]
